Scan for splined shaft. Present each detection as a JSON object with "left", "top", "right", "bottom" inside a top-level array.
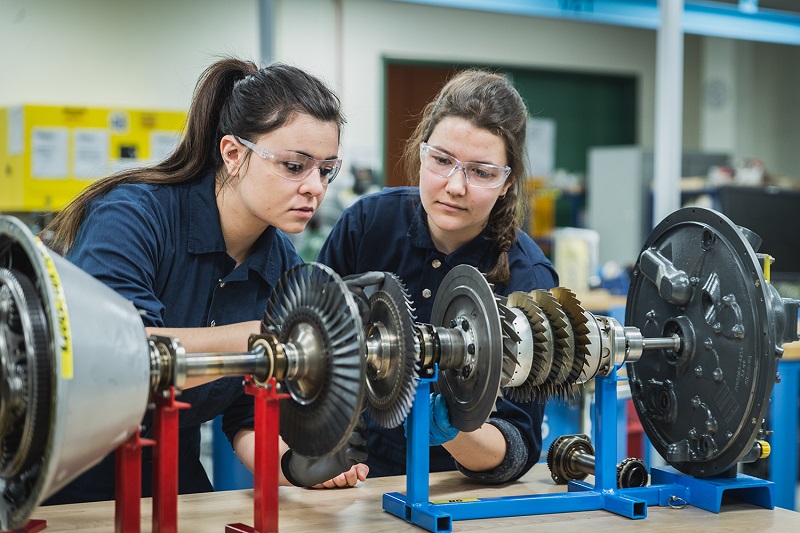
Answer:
[{"left": 547, "top": 434, "right": 648, "bottom": 489}]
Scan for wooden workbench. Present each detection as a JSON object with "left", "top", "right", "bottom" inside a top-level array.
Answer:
[
  {"left": 573, "top": 288, "right": 628, "bottom": 314},
  {"left": 784, "top": 339, "right": 800, "bottom": 360},
  {"left": 30, "top": 468, "right": 799, "bottom": 532}
]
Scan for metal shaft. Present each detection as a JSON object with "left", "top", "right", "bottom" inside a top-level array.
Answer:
[
  {"left": 589, "top": 321, "right": 682, "bottom": 377},
  {"left": 641, "top": 334, "right": 681, "bottom": 352},
  {"left": 572, "top": 452, "right": 595, "bottom": 475},
  {"left": 182, "top": 343, "right": 268, "bottom": 379},
  {"left": 436, "top": 327, "right": 469, "bottom": 370},
  {"left": 150, "top": 335, "right": 273, "bottom": 392}
]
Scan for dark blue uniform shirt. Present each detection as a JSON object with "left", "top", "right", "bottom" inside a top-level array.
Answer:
[
  {"left": 317, "top": 187, "right": 558, "bottom": 483},
  {"left": 46, "top": 171, "right": 301, "bottom": 504}
]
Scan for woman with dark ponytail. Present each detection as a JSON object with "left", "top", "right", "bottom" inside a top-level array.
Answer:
[
  {"left": 44, "top": 57, "right": 367, "bottom": 504},
  {"left": 318, "top": 69, "right": 557, "bottom": 484}
]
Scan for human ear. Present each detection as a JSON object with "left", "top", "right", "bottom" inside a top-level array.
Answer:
[
  {"left": 500, "top": 177, "right": 514, "bottom": 198},
  {"left": 220, "top": 135, "right": 242, "bottom": 176}
]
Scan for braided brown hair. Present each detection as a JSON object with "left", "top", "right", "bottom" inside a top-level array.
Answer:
[
  {"left": 401, "top": 69, "right": 528, "bottom": 286},
  {"left": 46, "top": 58, "right": 344, "bottom": 254}
]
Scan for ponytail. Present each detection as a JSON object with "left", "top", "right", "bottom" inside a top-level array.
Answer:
[{"left": 46, "top": 58, "right": 343, "bottom": 253}]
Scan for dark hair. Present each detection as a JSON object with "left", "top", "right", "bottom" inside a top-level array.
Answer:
[
  {"left": 401, "top": 69, "right": 528, "bottom": 286},
  {"left": 46, "top": 58, "right": 345, "bottom": 253}
]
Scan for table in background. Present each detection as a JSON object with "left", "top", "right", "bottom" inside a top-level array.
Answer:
[{"left": 573, "top": 289, "right": 627, "bottom": 315}]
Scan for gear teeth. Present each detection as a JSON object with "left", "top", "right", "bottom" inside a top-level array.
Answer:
[
  {"left": 268, "top": 263, "right": 367, "bottom": 458},
  {"left": 365, "top": 272, "right": 420, "bottom": 429},
  {"left": 498, "top": 301, "right": 522, "bottom": 345},
  {"left": 551, "top": 287, "right": 591, "bottom": 386},
  {"left": 530, "top": 290, "right": 574, "bottom": 386},
  {"left": 504, "top": 292, "right": 553, "bottom": 402},
  {"left": 1, "top": 284, "right": 22, "bottom": 333},
  {"left": 551, "top": 287, "right": 590, "bottom": 337},
  {"left": 498, "top": 301, "right": 521, "bottom": 366},
  {"left": 617, "top": 457, "right": 649, "bottom": 488},
  {"left": 496, "top": 300, "right": 521, "bottom": 389}
]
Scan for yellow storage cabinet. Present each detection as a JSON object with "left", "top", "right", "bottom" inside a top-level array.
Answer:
[{"left": 0, "top": 105, "right": 185, "bottom": 212}]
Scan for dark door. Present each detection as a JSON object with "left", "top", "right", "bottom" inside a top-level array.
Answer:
[{"left": 383, "top": 61, "right": 637, "bottom": 188}]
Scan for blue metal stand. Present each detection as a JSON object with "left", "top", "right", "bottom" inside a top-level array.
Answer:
[
  {"left": 383, "top": 364, "right": 776, "bottom": 532},
  {"left": 383, "top": 372, "right": 453, "bottom": 533},
  {"left": 212, "top": 416, "right": 254, "bottom": 490},
  {"left": 769, "top": 358, "right": 800, "bottom": 510}
]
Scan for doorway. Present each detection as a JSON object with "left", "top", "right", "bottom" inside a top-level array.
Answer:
[{"left": 383, "top": 61, "right": 637, "bottom": 188}]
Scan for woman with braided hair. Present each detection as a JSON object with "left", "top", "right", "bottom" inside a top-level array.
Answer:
[
  {"left": 43, "top": 57, "right": 367, "bottom": 504},
  {"left": 318, "top": 69, "right": 557, "bottom": 483}
]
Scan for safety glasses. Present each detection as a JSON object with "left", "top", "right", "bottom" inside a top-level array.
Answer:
[
  {"left": 420, "top": 142, "right": 510, "bottom": 189},
  {"left": 236, "top": 136, "right": 342, "bottom": 184}
]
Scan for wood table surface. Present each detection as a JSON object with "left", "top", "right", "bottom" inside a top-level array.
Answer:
[
  {"left": 30, "top": 467, "right": 800, "bottom": 532},
  {"left": 783, "top": 339, "right": 800, "bottom": 360}
]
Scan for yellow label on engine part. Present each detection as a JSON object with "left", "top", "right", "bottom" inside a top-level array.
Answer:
[
  {"left": 34, "top": 237, "right": 74, "bottom": 379},
  {"left": 430, "top": 498, "right": 480, "bottom": 504}
]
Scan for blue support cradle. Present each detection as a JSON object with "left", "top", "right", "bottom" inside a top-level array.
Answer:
[{"left": 382, "top": 365, "right": 775, "bottom": 532}]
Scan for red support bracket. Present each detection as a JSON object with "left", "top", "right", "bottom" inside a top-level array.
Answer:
[
  {"left": 114, "top": 386, "right": 189, "bottom": 533},
  {"left": 115, "top": 431, "right": 155, "bottom": 533},
  {"left": 151, "top": 387, "right": 190, "bottom": 533},
  {"left": 5, "top": 519, "right": 47, "bottom": 532},
  {"left": 226, "top": 377, "right": 289, "bottom": 533}
]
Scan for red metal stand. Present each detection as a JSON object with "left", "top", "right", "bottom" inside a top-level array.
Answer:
[
  {"left": 6, "top": 519, "right": 47, "bottom": 532},
  {"left": 115, "top": 431, "right": 154, "bottom": 533},
  {"left": 626, "top": 399, "right": 645, "bottom": 459},
  {"left": 226, "top": 377, "right": 288, "bottom": 533},
  {"left": 114, "top": 387, "right": 189, "bottom": 533},
  {"left": 152, "top": 387, "right": 190, "bottom": 533}
]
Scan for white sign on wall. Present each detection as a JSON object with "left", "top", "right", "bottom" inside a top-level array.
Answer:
[
  {"left": 73, "top": 129, "right": 110, "bottom": 178},
  {"left": 526, "top": 117, "right": 556, "bottom": 177},
  {"left": 32, "top": 127, "right": 69, "bottom": 179}
]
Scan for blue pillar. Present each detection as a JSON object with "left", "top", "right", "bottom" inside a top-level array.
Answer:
[
  {"left": 770, "top": 359, "right": 800, "bottom": 510},
  {"left": 212, "top": 415, "right": 254, "bottom": 491}
]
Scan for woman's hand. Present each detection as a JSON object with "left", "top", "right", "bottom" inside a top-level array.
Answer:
[
  {"left": 308, "top": 463, "right": 369, "bottom": 489},
  {"left": 280, "top": 416, "right": 369, "bottom": 488}
]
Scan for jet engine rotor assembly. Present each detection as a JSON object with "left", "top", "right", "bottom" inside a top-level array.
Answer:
[
  {"left": 357, "top": 262, "right": 681, "bottom": 434},
  {"left": 380, "top": 207, "right": 799, "bottom": 531},
  {"left": 360, "top": 207, "right": 798, "bottom": 482},
  {"left": 377, "top": 265, "right": 680, "bottom": 433},
  {"left": 2, "top": 202, "right": 799, "bottom": 531}
]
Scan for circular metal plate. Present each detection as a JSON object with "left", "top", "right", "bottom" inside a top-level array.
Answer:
[
  {"left": 263, "top": 263, "right": 366, "bottom": 458},
  {"left": 431, "top": 265, "right": 503, "bottom": 432},
  {"left": 0, "top": 268, "right": 51, "bottom": 479},
  {"left": 364, "top": 273, "right": 419, "bottom": 429},
  {"left": 547, "top": 434, "right": 594, "bottom": 484},
  {"left": 626, "top": 207, "right": 779, "bottom": 476},
  {"left": 0, "top": 218, "right": 56, "bottom": 529}
]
